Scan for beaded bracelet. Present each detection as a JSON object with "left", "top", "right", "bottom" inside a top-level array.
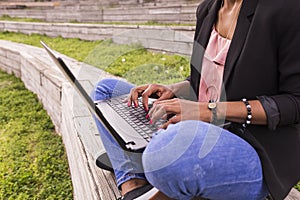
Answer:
[{"left": 241, "top": 98, "right": 252, "bottom": 128}]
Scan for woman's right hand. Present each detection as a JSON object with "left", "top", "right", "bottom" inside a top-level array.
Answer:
[{"left": 127, "top": 84, "right": 175, "bottom": 111}]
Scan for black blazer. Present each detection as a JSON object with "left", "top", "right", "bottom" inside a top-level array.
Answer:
[{"left": 189, "top": 0, "right": 300, "bottom": 199}]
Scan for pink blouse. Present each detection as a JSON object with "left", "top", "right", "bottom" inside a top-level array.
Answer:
[{"left": 198, "top": 28, "right": 231, "bottom": 102}]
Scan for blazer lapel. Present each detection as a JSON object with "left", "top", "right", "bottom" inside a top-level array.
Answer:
[{"left": 223, "top": 0, "right": 259, "bottom": 85}]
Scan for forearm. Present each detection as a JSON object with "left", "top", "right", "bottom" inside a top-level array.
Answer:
[
  {"left": 167, "top": 80, "right": 190, "bottom": 99},
  {"left": 216, "top": 100, "right": 267, "bottom": 125}
]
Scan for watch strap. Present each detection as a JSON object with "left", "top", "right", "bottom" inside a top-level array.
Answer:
[{"left": 208, "top": 101, "right": 218, "bottom": 124}]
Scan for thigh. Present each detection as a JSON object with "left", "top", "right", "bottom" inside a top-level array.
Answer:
[{"left": 143, "top": 120, "right": 268, "bottom": 200}]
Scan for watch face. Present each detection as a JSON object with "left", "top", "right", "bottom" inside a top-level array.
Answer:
[{"left": 208, "top": 102, "right": 217, "bottom": 110}]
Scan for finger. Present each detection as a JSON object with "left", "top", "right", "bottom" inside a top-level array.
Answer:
[
  {"left": 153, "top": 99, "right": 182, "bottom": 124},
  {"left": 127, "top": 95, "right": 132, "bottom": 107},
  {"left": 141, "top": 90, "right": 151, "bottom": 111},
  {"left": 161, "top": 113, "right": 168, "bottom": 120},
  {"left": 149, "top": 99, "right": 177, "bottom": 118},
  {"left": 151, "top": 104, "right": 177, "bottom": 124},
  {"left": 149, "top": 103, "right": 165, "bottom": 124},
  {"left": 142, "top": 85, "right": 161, "bottom": 111},
  {"left": 148, "top": 100, "right": 161, "bottom": 117},
  {"left": 156, "top": 91, "right": 172, "bottom": 102},
  {"left": 128, "top": 85, "right": 147, "bottom": 107},
  {"left": 160, "top": 115, "right": 180, "bottom": 129},
  {"left": 154, "top": 98, "right": 177, "bottom": 104}
]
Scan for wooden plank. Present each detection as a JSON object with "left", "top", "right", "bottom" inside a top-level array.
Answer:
[
  {"left": 0, "top": 1, "right": 198, "bottom": 24},
  {"left": 0, "top": 1, "right": 60, "bottom": 9},
  {"left": 61, "top": 102, "right": 100, "bottom": 199},
  {"left": 89, "top": 153, "right": 120, "bottom": 200},
  {"left": 113, "top": 34, "right": 193, "bottom": 55},
  {"left": 61, "top": 83, "right": 110, "bottom": 200}
]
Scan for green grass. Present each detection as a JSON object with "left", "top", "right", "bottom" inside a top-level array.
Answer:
[
  {"left": 0, "top": 31, "right": 190, "bottom": 85},
  {"left": 0, "top": 15, "right": 44, "bottom": 23},
  {"left": 296, "top": 182, "right": 300, "bottom": 191},
  {"left": 0, "top": 15, "right": 194, "bottom": 26},
  {"left": 84, "top": 39, "right": 190, "bottom": 85},
  {"left": 0, "top": 71, "right": 73, "bottom": 200},
  {"left": 0, "top": 31, "right": 102, "bottom": 63}
]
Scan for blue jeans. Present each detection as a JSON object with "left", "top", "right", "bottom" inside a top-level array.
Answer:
[{"left": 91, "top": 78, "right": 269, "bottom": 200}]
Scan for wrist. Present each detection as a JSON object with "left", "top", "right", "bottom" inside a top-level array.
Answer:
[
  {"left": 208, "top": 102, "right": 218, "bottom": 124},
  {"left": 241, "top": 98, "right": 252, "bottom": 128},
  {"left": 168, "top": 81, "right": 190, "bottom": 98},
  {"left": 208, "top": 102, "right": 228, "bottom": 125}
]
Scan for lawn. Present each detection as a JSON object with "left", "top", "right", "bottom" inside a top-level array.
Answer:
[
  {"left": 0, "top": 31, "right": 190, "bottom": 85},
  {"left": 0, "top": 71, "right": 73, "bottom": 200}
]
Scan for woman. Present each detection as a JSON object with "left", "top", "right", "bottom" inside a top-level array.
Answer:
[{"left": 92, "top": 0, "right": 300, "bottom": 199}]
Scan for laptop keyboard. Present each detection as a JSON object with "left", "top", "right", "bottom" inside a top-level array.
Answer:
[{"left": 107, "top": 97, "right": 165, "bottom": 142}]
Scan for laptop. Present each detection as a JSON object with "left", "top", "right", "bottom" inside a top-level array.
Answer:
[{"left": 40, "top": 41, "right": 163, "bottom": 152}]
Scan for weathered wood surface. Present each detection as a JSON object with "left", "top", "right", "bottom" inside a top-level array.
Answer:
[
  {"left": 0, "top": 0, "right": 201, "bottom": 24},
  {"left": 0, "top": 40, "right": 299, "bottom": 200},
  {"left": 0, "top": 1, "right": 60, "bottom": 9}
]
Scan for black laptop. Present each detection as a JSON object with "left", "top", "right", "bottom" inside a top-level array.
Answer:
[{"left": 41, "top": 41, "right": 163, "bottom": 152}]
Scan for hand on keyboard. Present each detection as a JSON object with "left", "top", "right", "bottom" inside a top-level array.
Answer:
[{"left": 127, "top": 84, "right": 175, "bottom": 111}]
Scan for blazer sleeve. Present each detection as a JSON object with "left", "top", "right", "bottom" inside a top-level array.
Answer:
[{"left": 271, "top": 2, "right": 300, "bottom": 126}]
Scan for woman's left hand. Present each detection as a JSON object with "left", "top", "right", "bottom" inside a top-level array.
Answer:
[{"left": 148, "top": 98, "right": 211, "bottom": 129}]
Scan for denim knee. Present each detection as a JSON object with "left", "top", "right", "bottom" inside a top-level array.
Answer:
[
  {"left": 91, "top": 78, "right": 119, "bottom": 101},
  {"left": 142, "top": 130, "right": 176, "bottom": 196},
  {"left": 142, "top": 121, "right": 268, "bottom": 200},
  {"left": 142, "top": 121, "right": 203, "bottom": 197},
  {"left": 91, "top": 78, "right": 133, "bottom": 101}
]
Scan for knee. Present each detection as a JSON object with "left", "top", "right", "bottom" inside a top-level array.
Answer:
[
  {"left": 142, "top": 130, "right": 190, "bottom": 199},
  {"left": 91, "top": 78, "right": 122, "bottom": 101},
  {"left": 142, "top": 121, "right": 201, "bottom": 170},
  {"left": 142, "top": 142, "right": 176, "bottom": 197},
  {"left": 142, "top": 122, "right": 198, "bottom": 188},
  {"left": 142, "top": 121, "right": 206, "bottom": 170},
  {"left": 141, "top": 121, "right": 216, "bottom": 197},
  {"left": 142, "top": 126, "right": 176, "bottom": 172}
]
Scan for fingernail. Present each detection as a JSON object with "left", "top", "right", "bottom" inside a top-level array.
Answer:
[
  {"left": 149, "top": 120, "right": 153, "bottom": 125},
  {"left": 146, "top": 114, "right": 149, "bottom": 119},
  {"left": 127, "top": 102, "right": 131, "bottom": 107},
  {"left": 144, "top": 107, "right": 148, "bottom": 112}
]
